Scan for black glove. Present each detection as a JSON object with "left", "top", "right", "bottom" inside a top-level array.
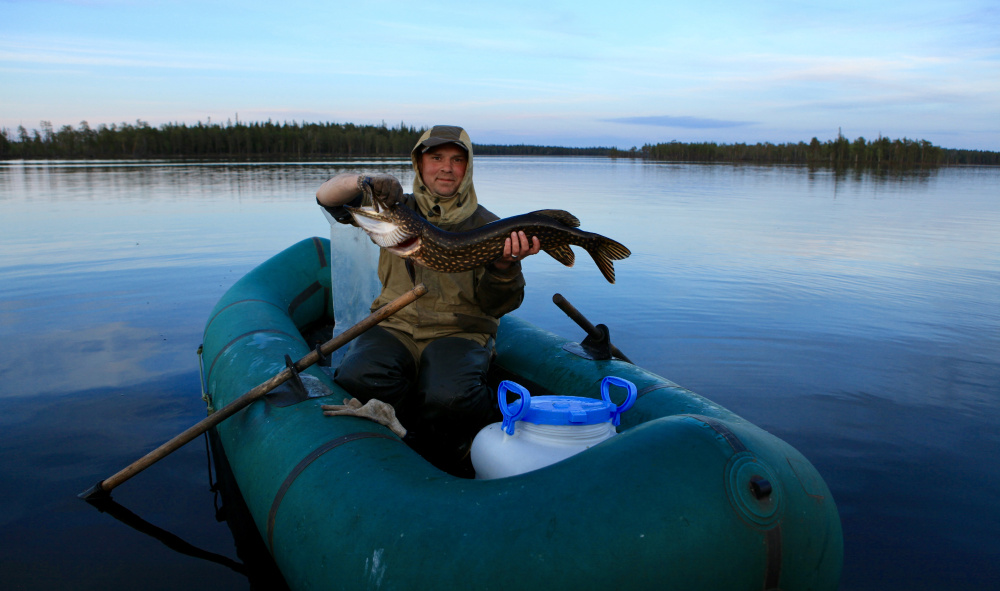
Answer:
[{"left": 358, "top": 174, "right": 403, "bottom": 205}]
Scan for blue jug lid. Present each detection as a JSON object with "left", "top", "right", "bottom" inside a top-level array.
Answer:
[{"left": 498, "top": 377, "right": 637, "bottom": 435}]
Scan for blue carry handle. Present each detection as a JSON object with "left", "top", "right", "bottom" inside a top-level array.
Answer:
[
  {"left": 601, "top": 376, "right": 637, "bottom": 426},
  {"left": 498, "top": 377, "right": 637, "bottom": 434},
  {"left": 499, "top": 380, "right": 531, "bottom": 435}
]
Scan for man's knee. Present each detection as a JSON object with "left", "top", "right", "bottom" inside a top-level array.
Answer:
[
  {"left": 334, "top": 327, "right": 416, "bottom": 406},
  {"left": 418, "top": 337, "right": 495, "bottom": 425}
]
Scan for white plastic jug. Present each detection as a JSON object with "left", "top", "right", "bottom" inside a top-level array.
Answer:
[{"left": 471, "top": 377, "right": 637, "bottom": 480}]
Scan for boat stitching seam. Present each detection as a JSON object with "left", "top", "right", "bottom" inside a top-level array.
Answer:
[
  {"left": 204, "top": 299, "right": 285, "bottom": 334},
  {"left": 267, "top": 432, "right": 398, "bottom": 551}
]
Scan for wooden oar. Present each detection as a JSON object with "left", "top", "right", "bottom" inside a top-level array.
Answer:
[
  {"left": 79, "top": 283, "right": 428, "bottom": 501},
  {"left": 552, "top": 293, "right": 633, "bottom": 364}
]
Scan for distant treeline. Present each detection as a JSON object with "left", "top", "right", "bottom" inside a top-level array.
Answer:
[
  {"left": 0, "top": 119, "right": 425, "bottom": 160},
  {"left": 474, "top": 144, "right": 614, "bottom": 156},
  {"left": 1, "top": 119, "right": 997, "bottom": 166},
  {"left": 612, "top": 135, "right": 1000, "bottom": 166}
]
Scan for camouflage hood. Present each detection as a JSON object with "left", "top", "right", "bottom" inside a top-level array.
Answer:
[{"left": 410, "top": 125, "right": 479, "bottom": 228}]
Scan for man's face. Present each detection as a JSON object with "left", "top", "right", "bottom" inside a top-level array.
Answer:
[{"left": 419, "top": 144, "right": 468, "bottom": 197}]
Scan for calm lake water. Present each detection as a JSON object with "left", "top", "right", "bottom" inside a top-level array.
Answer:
[{"left": 1, "top": 158, "right": 998, "bottom": 590}]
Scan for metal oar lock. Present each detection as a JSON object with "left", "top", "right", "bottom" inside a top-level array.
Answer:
[{"left": 552, "top": 293, "right": 633, "bottom": 363}]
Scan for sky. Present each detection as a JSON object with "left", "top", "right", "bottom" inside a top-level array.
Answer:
[{"left": 2, "top": 0, "right": 998, "bottom": 150}]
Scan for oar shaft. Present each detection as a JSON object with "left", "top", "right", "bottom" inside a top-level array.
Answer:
[
  {"left": 96, "top": 376, "right": 282, "bottom": 493},
  {"left": 552, "top": 293, "right": 633, "bottom": 364},
  {"left": 83, "top": 283, "right": 427, "bottom": 499}
]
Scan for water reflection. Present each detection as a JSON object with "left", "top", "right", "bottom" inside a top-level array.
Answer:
[
  {"left": 0, "top": 376, "right": 250, "bottom": 589},
  {"left": 79, "top": 428, "right": 291, "bottom": 590},
  {"left": 1, "top": 159, "right": 414, "bottom": 204},
  {"left": 806, "top": 163, "right": 942, "bottom": 186},
  {"left": 86, "top": 496, "right": 247, "bottom": 576},
  {"left": 1, "top": 159, "right": 998, "bottom": 590}
]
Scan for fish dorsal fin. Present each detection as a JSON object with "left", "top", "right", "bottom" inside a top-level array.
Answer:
[
  {"left": 543, "top": 244, "right": 576, "bottom": 268},
  {"left": 531, "top": 209, "right": 580, "bottom": 228}
]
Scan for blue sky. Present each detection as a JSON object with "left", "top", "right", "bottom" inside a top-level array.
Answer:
[{"left": 2, "top": 0, "right": 998, "bottom": 150}]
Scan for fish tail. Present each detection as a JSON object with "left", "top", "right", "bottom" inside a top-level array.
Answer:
[{"left": 585, "top": 237, "right": 631, "bottom": 284}]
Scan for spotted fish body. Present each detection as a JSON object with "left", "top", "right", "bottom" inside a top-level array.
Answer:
[{"left": 346, "top": 195, "right": 630, "bottom": 284}]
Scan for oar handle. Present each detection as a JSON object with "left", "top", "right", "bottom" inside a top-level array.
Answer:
[
  {"left": 80, "top": 283, "right": 428, "bottom": 500},
  {"left": 552, "top": 293, "right": 633, "bottom": 364}
]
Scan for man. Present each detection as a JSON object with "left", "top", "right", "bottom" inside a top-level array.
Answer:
[{"left": 315, "top": 125, "right": 540, "bottom": 472}]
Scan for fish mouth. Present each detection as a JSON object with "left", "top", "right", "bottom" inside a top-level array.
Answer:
[{"left": 387, "top": 235, "right": 421, "bottom": 256}]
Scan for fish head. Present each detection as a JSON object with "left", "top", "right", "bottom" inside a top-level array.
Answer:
[{"left": 345, "top": 188, "right": 423, "bottom": 257}]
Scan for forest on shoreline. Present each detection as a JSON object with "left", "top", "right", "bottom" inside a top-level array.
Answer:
[{"left": 2, "top": 119, "right": 997, "bottom": 166}]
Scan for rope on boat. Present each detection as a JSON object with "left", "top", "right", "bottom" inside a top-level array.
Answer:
[{"left": 197, "top": 344, "right": 215, "bottom": 414}]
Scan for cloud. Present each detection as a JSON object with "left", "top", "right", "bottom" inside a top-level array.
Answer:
[
  {"left": 605, "top": 116, "right": 756, "bottom": 129},
  {"left": 0, "top": 36, "right": 233, "bottom": 71}
]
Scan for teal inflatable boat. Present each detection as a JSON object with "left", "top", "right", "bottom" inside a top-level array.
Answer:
[{"left": 200, "top": 237, "right": 843, "bottom": 590}]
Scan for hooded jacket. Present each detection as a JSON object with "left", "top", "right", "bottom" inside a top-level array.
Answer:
[{"left": 363, "top": 126, "right": 526, "bottom": 345}]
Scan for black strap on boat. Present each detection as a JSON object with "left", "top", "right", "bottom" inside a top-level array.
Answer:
[
  {"left": 637, "top": 383, "right": 674, "bottom": 398},
  {"left": 311, "top": 236, "right": 332, "bottom": 319},
  {"left": 313, "top": 343, "right": 331, "bottom": 367},
  {"left": 765, "top": 526, "right": 783, "bottom": 590},
  {"left": 287, "top": 281, "right": 323, "bottom": 319},
  {"left": 681, "top": 414, "right": 749, "bottom": 454},
  {"left": 311, "top": 236, "right": 328, "bottom": 268},
  {"left": 266, "top": 432, "right": 398, "bottom": 552}
]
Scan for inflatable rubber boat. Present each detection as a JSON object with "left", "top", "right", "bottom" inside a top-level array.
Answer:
[{"left": 199, "top": 237, "right": 842, "bottom": 590}]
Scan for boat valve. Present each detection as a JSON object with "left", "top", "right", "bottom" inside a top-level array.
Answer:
[{"left": 750, "top": 476, "right": 773, "bottom": 499}]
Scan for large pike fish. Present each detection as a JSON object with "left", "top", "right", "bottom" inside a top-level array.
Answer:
[{"left": 346, "top": 192, "right": 630, "bottom": 284}]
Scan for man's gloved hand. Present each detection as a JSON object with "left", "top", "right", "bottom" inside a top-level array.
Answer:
[
  {"left": 357, "top": 174, "right": 403, "bottom": 206},
  {"left": 321, "top": 398, "right": 407, "bottom": 438}
]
